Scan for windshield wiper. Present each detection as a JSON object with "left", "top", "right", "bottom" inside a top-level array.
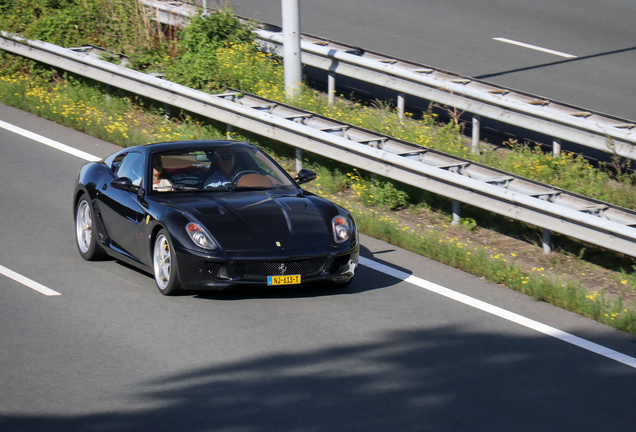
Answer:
[
  {"left": 171, "top": 185, "right": 199, "bottom": 191},
  {"left": 228, "top": 185, "right": 272, "bottom": 191}
]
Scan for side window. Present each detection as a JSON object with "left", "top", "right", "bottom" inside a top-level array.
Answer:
[
  {"left": 112, "top": 154, "right": 126, "bottom": 173},
  {"left": 116, "top": 152, "right": 144, "bottom": 186}
]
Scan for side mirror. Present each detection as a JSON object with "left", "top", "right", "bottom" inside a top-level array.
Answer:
[
  {"left": 111, "top": 177, "right": 139, "bottom": 192},
  {"left": 295, "top": 169, "right": 317, "bottom": 185}
]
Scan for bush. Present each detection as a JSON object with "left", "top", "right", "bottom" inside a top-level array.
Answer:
[{"left": 162, "top": 10, "right": 257, "bottom": 91}]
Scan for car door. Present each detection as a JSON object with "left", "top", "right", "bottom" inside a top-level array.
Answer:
[{"left": 97, "top": 151, "right": 146, "bottom": 260}]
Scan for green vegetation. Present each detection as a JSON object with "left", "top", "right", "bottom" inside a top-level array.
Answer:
[
  {"left": 2, "top": 1, "right": 636, "bottom": 334},
  {"left": 0, "top": 0, "right": 161, "bottom": 62}
]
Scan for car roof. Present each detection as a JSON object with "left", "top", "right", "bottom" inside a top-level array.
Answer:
[
  {"left": 104, "top": 140, "right": 258, "bottom": 165},
  {"left": 145, "top": 140, "right": 255, "bottom": 153}
]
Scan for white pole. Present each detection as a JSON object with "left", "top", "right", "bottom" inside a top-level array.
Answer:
[
  {"left": 397, "top": 93, "right": 405, "bottom": 121},
  {"left": 282, "top": 0, "right": 302, "bottom": 100},
  {"left": 553, "top": 138, "right": 562, "bottom": 157},
  {"left": 328, "top": 71, "right": 335, "bottom": 106},
  {"left": 472, "top": 115, "right": 481, "bottom": 155}
]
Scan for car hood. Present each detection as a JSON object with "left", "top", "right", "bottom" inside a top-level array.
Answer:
[{"left": 166, "top": 192, "right": 331, "bottom": 252}]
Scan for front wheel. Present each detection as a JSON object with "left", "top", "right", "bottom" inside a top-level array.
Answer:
[
  {"left": 153, "top": 229, "right": 181, "bottom": 295},
  {"left": 75, "top": 194, "right": 104, "bottom": 261}
]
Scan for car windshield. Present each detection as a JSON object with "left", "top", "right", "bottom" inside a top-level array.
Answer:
[{"left": 150, "top": 144, "right": 296, "bottom": 192}]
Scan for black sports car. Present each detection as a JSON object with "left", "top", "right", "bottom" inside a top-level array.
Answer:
[{"left": 73, "top": 140, "right": 359, "bottom": 295}]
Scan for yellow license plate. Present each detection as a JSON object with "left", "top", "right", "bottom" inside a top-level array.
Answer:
[{"left": 267, "top": 275, "right": 301, "bottom": 286}]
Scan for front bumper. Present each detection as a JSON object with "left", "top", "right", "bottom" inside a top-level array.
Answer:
[{"left": 174, "top": 245, "right": 359, "bottom": 290}]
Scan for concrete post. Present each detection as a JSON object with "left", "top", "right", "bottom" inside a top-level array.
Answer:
[{"left": 282, "top": 0, "right": 302, "bottom": 100}]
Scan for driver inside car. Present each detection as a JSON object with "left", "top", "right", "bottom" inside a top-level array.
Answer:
[
  {"left": 204, "top": 148, "right": 238, "bottom": 188},
  {"left": 152, "top": 156, "right": 173, "bottom": 191}
]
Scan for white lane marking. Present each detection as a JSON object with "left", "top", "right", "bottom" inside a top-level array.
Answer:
[
  {"left": 0, "top": 119, "right": 100, "bottom": 161},
  {"left": 0, "top": 120, "right": 92, "bottom": 297},
  {"left": 493, "top": 37, "right": 577, "bottom": 58},
  {"left": 0, "top": 264, "right": 61, "bottom": 296},
  {"left": 359, "top": 256, "right": 636, "bottom": 369}
]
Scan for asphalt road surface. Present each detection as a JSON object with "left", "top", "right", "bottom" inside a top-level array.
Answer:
[
  {"left": 2, "top": 103, "right": 636, "bottom": 431},
  {"left": 227, "top": 0, "right": 636, "bottom": 120}
]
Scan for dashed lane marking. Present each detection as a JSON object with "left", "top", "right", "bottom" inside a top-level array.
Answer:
[
  {"left": 0, "top": 119, "right": 100, "bottom": 161},
  {"left": 493, "top": 37, "right": 577, "bottom": 58},
  {"left": 0, "top": 264, "right": 61, "bottom": 296}
]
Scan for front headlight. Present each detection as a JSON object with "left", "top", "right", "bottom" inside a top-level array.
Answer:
[
  {"left": 332, "top": 215, "right": 350, "bottom": 243},
  {"left": 186, "top": 222, "right": 218, "bottom": 250}
]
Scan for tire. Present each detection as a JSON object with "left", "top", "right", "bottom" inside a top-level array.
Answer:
[
  {"left": 153, "top": 229, "right": 182, "bottom": 295},
  {"left": 75, "top": 193, "right": 104, "bottom": 261}
]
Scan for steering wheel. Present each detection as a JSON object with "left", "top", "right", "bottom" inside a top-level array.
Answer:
[{"left": 230, "top": 170, "right": 260, "bottom": 187}]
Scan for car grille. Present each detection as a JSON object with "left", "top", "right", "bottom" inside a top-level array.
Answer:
[
  {"left": 205, "top": 256, "right": 348, "bottom": 282},
  {"left": 204, "top": 262, "right": 228, "bottom": 279},
  {"left": 231, "top": 257, "right": 328, "bottom": 281}
]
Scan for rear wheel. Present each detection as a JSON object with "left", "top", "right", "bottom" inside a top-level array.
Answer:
[
  {"left": 153, "top": 229, "right": 181, "bottom": 295},
  {"left": 75, "top": 194, "right": 104, "bottom": 260}
]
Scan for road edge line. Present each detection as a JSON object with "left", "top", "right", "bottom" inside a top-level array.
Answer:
[{"left": 359, "top": 256, "right": 636, "bottom": 369}]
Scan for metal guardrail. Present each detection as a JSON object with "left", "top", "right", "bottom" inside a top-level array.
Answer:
[
  {"left": 3, "top": 31, "right": 636, "bottom": 258},
  {"left": 139, "top": 0, "right": 636, "bottom": 161}
]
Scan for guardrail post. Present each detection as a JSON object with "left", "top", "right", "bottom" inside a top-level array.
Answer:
[
  {"left": 296, "top": 148, "right": 303, "bottom": 172},
  {"left": 397, "top": 93, "right": 405, "bottom": 121},
  {"left": 452, "top": 200, "right": 461, "bottom": 225},
  {"left": 226, "top": 124, "right": 233, "bottom": 139},
  {"left": 328, "top": 71, "right": 335, "bottom": 106},
  {"left": 104, "top": 84, "right": 112, "bottom": 102},
  {"left": 472, "top": 115, "right": 481, "bottom": 155},
  {"left": 553, "top": 138, "right": 562, "bottom": 157},
  {"left": 543, "top": 228, "right": 552, "bottom": 254}
]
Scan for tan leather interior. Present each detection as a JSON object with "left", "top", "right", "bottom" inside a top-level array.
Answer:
[{"left": 237, "top": 174, "right": 275, "bottom": 187}]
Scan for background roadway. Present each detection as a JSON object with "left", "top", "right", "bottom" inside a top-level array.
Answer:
[
  {"left": 227, "top": 0, "right": 636, "bottom": 120},
  {"left": 1, "top": 103, "right": 636, "bottom": 430}
]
